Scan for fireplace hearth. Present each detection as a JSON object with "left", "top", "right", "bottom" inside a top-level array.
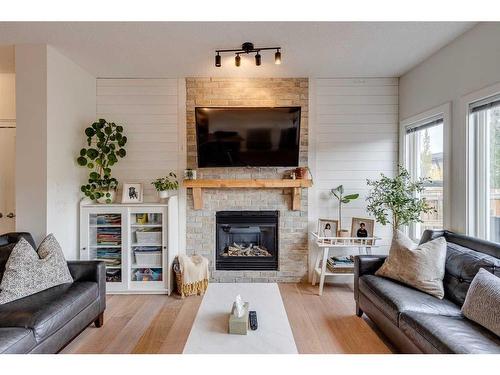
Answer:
[{"left": 216, "top": 211, "right": 279, "bottom": 270}]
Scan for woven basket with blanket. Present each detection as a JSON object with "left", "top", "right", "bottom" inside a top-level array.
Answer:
[{"left": 173, "top": 255, "right": 209, "bottom": 297}]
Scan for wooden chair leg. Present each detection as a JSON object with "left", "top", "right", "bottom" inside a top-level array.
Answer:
[{"left": 94, "top": 312, "right": 104, "bottom": 328}]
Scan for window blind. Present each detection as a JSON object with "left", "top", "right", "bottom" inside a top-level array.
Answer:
[
  {"left": 470, "top": 93, "right": 500, "bottom": 113},
  {"left": 405, "top": 118, "right": 443, "bottom": 134}
]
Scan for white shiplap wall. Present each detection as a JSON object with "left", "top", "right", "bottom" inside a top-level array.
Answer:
[
  {"left": 96, "top": 79, "right": 184, "bottom": 201},
  {"left": 310, "top": 78, "right": 399, "bottom": 258}
]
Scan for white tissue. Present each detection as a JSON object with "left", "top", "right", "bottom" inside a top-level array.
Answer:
[{"left": 234, "top": 294, "right": 244, "bottom": 318}]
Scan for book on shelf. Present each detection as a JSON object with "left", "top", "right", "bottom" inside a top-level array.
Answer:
[
  {"left": 326, "top": 255, "right": 355, "bottom": 273},
  {"left": 96, "top": 227, "right": 122, "bottom": 245},
  {"left": 97, "top": 248, "right": 121, "bottom": 267},
  {"left": 96, "top": 214, "right": 121, "bottom": 225}
]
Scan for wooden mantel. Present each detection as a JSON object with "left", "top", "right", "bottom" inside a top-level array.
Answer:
[{"left": 183, "top": 179, "right": 313, "bottom": 211}]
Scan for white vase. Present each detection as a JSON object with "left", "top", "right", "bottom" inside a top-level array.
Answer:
[
  {"left": 158, "top": 190, "right": 169, "bottom": 199},
  {"left": 96, "top": 190, "right": 116, "bottom": 204}
]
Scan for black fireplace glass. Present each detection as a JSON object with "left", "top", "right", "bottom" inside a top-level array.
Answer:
[{"left": 216, "top": 211, "right": 279, "bottom": 271}]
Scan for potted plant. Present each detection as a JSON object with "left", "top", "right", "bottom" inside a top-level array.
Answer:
[
  {"left": 330, "top": 185, "right": 359, "bottom": 237},
  {"left": 77, "top": 119, "right": 127, "bottom": 204},
  {"left": 366, "top": 166, "right": 435, "bottom": 235},
  {"left": 152, "top": 172, "right": 179, "bottom": 199}
]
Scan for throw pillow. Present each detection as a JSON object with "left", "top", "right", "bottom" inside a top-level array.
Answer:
[
  {"left": 0, "top": 234, "right": 73, "bottom": 305},
  {"left": 375, "top": 230, "right": 447, "bottom": 299},
  {"left": 0, "top": 243, "right": 16, "bottom": 283},
  {"left": 462, "top": 268, "right": 500, "bottom": 337}
]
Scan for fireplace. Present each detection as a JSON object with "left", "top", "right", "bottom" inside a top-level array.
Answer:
[{"left": 216, "top": 211, "right": 279, "bottom": 271}]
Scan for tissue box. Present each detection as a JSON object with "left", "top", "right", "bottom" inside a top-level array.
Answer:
[{"left": 229, "top": 301, "right": 249, "bottom": 335}]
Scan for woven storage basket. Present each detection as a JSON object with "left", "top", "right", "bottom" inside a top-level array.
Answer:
[{"left": 172, "top": 256, "right": 208, "bottom": 298}]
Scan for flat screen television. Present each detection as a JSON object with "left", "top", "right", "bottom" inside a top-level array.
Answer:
[{"left": 195, "top": 107, "right": 301, "bottom": 167}]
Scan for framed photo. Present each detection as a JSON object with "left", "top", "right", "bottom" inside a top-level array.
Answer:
[
  {"left": 121, "top": 183, "right": 144, "bottom": 203},
  {"left": 351, "top": 217, "right": 375, "bottom": 243},
  {"left": 317, "top": 219, "right": 338, "bottom": 239}
]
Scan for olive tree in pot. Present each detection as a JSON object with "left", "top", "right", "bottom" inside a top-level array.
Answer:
[
  {"left": 152, "top": 172, "right": 179, "bottom": 199},
  {"left": 366, "top": 166, "right": 435, "bottom": 236},
  {"left": 77, "top": 119, "right": 127, "bottom": 204}
]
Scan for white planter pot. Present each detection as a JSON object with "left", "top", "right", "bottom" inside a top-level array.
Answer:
[
  {"left": 96, "top": 190, "right": 116, "bottom": 204},
  {"left": 158, "top": 190, "right": 171, "bottom": 199}
]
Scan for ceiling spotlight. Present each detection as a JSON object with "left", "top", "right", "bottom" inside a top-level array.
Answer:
[
  {"left": 274, "top": 49, "right": 281, "bottom": 65},
  {"left": 214, "top": 42, "right": 282, "bottom": 68},
  {"left": 255, "top": 52, "right": 262, "bottom": 66}
]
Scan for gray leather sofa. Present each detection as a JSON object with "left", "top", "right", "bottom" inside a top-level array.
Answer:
[
  {"left": 354, "top": 229, "right": 500, "bottom": 354},
  {"left": 0, "top": 232, "right": 106, "bottom": 353}
]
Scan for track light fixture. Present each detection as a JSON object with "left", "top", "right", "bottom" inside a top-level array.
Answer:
[
  {"left": 255, "top": 52, "right": 261, "bottom": 66},
  {"left": 275, "top": 49, "right": 281, "bottom": 65},
  {"left": 215, "top": 42, "right": 282, "bottom": 67}
]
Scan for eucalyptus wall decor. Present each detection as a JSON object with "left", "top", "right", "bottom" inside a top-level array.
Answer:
[{"left": 77, "top": 119, "right": 127, "bottom": 204}]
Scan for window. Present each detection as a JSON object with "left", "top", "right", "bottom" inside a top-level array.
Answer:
[
  {"left": 468, "top": 94, "right": 500, "bottom": 243},
  {"left": 404, "top": 118, "right": 444, "bottom": 239}
]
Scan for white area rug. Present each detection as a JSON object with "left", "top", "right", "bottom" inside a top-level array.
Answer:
[{"left": 183, "top": 283, "right": 298, "bottom": 354}]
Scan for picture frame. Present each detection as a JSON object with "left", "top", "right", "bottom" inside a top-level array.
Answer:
[
  {"left": 317, "top": 218, "right": 339, "bottom": 240},
  {"left": 121, "top": 183, "right": 144, "bottom": 203},
  {"left": 351, "top": 217, "right": 375, "bottom": 244}
]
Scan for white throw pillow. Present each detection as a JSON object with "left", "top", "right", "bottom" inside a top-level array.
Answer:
[
  {"left": 0, "top": 234, "right": 73, "bottom": 304},
  {"left": 462, "top": 268, "right": 500, "bottom": 337},
  {"left": 376, "top": 230, "right": 447, "bottom": 299}
]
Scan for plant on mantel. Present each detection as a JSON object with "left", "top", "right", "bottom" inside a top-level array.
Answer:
[
  {"left": 76, "top": 119, "right": 127, "bottom": 204},
  {"left": 366, "top": 166, "right": 435, "bottom": 235},
  {"left": 152, "top": 172, "right": 179, "bottom": 199},
  {"left": 330, "top": 185, "right": 359, "bottom": 236}
]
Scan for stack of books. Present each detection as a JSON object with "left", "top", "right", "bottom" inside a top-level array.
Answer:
[
  {"left": 96, "top": 227, "right": 122, "bottom": 245},
  {"left": 97, "top": 248, "right": 121, "bottom": 267},
  {"left": 326, "top": 256, "right": 355, "bottom": 273},
  {"left": 96, "top": 214, "right": 121, "bottom": 225}
]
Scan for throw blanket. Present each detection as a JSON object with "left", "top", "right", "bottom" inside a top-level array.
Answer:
[{"left": 178, "top": 255, "right": 209, "bottom": 297}]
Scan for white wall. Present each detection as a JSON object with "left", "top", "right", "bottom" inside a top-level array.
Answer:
[
  {"left": 0, "top": 73, "right": 15, "bottom": 120},
  {"left": 96, "top": 78, "right": 186, "bottom": 251},
  {"left": 399, "top": 22, "right": 500, "bottom": 233},
  {"left": 46, "top": 46, "right": 96, "bottom": 259},
  {"left": 15, "top": 45, "right": 48, "bottom": 243},
  {"left": 309, "top": 77, "right": 399, "bottom": 273},
  {"left": 15, "top": 45, "right": 96, "bottom": 258}
]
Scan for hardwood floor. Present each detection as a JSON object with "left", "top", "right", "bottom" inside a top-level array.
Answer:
[{"left": 61, "top": 283, "right": 392, "bottom": 354}]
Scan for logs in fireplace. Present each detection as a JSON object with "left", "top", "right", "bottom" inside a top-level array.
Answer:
[{"left": 216, "top": 211, "right": 279, "bottom": 270}]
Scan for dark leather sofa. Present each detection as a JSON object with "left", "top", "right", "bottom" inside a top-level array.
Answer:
[
  {"left": 354, "top": 229, "right": 500, "bottom": 354},
  {"left": 0, "top": 232, "right": 106, "bottom": 353}
]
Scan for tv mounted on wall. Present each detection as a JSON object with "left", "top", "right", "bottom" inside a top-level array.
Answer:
[{"left": 195, "top": 107, "right": 301, "bottom": 167}]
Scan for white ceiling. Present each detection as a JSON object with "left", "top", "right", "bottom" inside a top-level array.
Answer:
[{"left": 0, "top": 22, "right": 476, "bottom": 77}]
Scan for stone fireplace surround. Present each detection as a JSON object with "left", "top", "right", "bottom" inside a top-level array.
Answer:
[{"left": 185, "top": 77, "right": 309, "bottom": 282}]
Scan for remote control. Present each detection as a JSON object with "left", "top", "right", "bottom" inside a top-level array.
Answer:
[{"left": 249, "top": 310, "right": 258, "bottom": 330}]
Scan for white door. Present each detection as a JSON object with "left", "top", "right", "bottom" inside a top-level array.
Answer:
[{"left": 0, "top": 127, "right": 15, "bottom": 234}]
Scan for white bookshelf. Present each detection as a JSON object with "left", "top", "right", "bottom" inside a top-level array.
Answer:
[{"left": 79, "top": 198, "right": 178, "bottom": 294}]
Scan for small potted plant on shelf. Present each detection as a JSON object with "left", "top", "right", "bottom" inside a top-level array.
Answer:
[
  {"left": 152, "top": 172, "right": 179, "bottom": 199},
  {"left": 366, "top": 165, "right": 436, "bottom": 236},
  {"left": 330, "top": 185, "right": 359, "bottom": 237},
  {"left": 76, "top": 119, "right": 127, "bottom": 204}
]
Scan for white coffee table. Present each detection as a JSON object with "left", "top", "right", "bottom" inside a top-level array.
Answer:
[{"left": 183, "top": 283, "right": 298, "bottom": 354}]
